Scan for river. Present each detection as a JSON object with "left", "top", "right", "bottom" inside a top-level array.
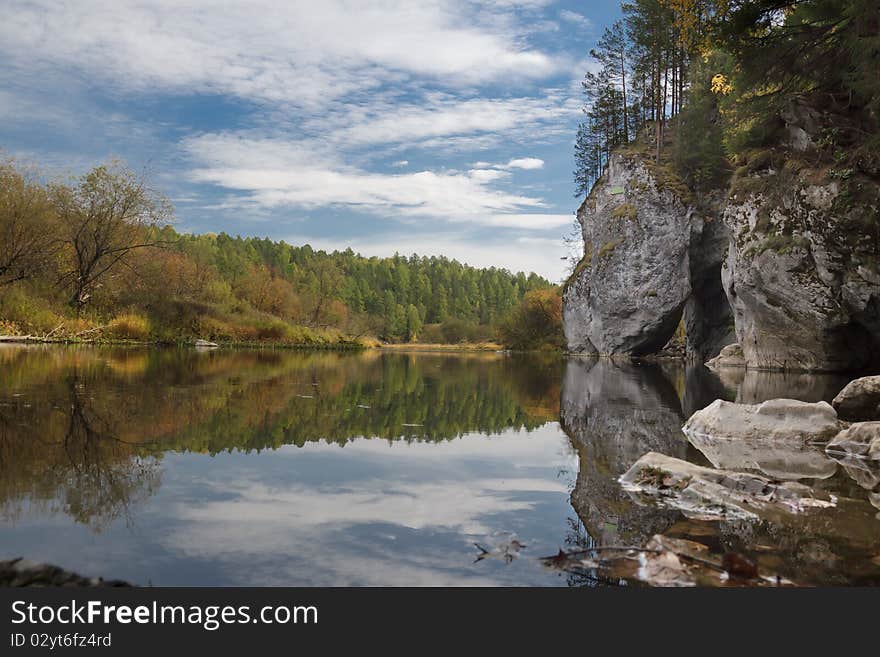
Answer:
[{"left": 0, "top": 345, "right": 877, "bottom": 585}]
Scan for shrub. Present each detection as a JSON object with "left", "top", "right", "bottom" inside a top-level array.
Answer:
[
  {"left": 611, "top": 203, "right": 638, "bottom": 221},
  {"left": 0, "top": 284, "right": 65, "bottom": 334},
  {"left": 107, "top": 313, "right": 152, "bottom": 340},
  {"left": 497, "top": 288, "right": 565, "bottom": 351},
  {"left": 0, "top": 319, "right": 20, "bottom": 335},
  {"left": 254, "top": 320, "right": 290, "bottom": 341}
]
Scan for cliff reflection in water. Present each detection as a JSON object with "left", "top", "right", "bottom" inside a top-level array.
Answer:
[{"left": 560, "top": 358, "right": 880, "bottom": 586}]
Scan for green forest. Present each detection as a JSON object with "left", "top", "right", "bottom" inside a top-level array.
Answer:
[
  {"left": 0, "top": 161, "right": 562, "bottom": 348},
  {"left": 575, "top": 0, "right": 879, "bottom": 196}
]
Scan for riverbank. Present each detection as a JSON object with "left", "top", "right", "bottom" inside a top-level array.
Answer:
[
  {"left": 0, "top": 335, "right": 522, "bottom": 353},
  {"left": 0, "top": 333, "right": 369, "bottom": 350},
  {"left": 378, "top": 342, "right": 504, "bottom": 352}
]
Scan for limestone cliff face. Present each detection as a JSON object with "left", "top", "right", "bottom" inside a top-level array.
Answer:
[
  {"left": 684, "top": 193, "right": 737, "bottom": 361},
  {"left": 563, "top": 153, "right": 692, "bottom": 356},
  {"left": 722, "top": 161, "right": 880, "bottom": 371},
  {"left": 562, "top": 150, "right": 734, "bottom": 358},
  {"left": 563, "top": 108, "right": 880, "bottom": 372}
]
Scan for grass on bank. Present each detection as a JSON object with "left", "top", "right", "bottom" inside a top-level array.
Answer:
[{"left": 379, "top": 342, "right": 504, "bottom": 352}]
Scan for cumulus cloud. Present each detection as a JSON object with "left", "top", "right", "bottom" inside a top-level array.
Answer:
[
  {"left": 0, "top": 0, "right": 585, "bottom": 279},
  {"left": 155, "top": 427, "right": 577, "bottom": 585},
  {"left": 327, "top": 95, "right": 577, "bottom": 148}
]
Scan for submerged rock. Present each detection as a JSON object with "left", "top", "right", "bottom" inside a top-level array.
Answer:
[
  {"left": 683, "top": 398, "right": 840, "bottom": 445},
  {"left": 542, "top": 533, "right": 793, "bottom": 587},
  {"left": 832, "top": 376, "right": 880, "bottom": 421},
  {"left": 619, "top": 452, "right": 836, "bottom": 521},
  {"left": 825, "top": 422, "right": 880, "bottom": 461},
  {"left": 829, "top": 455, "right": 880, "bottom": 491}
]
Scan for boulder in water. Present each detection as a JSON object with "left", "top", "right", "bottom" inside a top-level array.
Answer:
[
  {"left": 683, "top": 398, "right": 840, "bottom": 445},
  {"left": 832, "top": 376, "right": 880, "bottom": 421}
]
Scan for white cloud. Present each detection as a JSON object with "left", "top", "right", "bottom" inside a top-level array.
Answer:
[
  {"left": 0, "top": 1, "right": 563, "bottom": 109},
  {"left": 559, "top": 10, "right": 592, "bottom": 28},
  {"left": 506, "top": 157, "right": 545, "bottom": 170},
  {"left": 468, "top": 168, "right": 510, "bottom": 183},
  {"left": 315, "top": 94, "right": 579, "bottom": 149},
  {"left": 155, "top": 427, "right": 577, "bottom": 585},
  {"left": 183, "top": 133, "right": 565, "bottom": 228},
  {"left": 0, "top": 0, "right": 585, "bottom": 281}
]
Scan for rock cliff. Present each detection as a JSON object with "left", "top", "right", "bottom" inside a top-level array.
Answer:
[
  {"left": 564, "top": 109, "right": 880, "bottom": 372},
  {"left": 722, "top": 138, "right": 880, "bottom": 371},
  {"left": 563, "top": 145, "right": 734, "bottom": 358}
]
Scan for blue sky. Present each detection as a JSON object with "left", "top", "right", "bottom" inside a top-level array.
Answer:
[{"left": 0, "top": 1, "right": 620, "bottom": 281}]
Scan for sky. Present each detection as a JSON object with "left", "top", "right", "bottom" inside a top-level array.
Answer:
[{"left": 0, "top": 0, "right": 621, "bottom": 282}]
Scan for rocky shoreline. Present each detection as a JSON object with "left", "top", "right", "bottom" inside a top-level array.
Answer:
[
  {"left": 554, "top": 355, "right": 880, "bottom": 586},
  {"left": 0, "top": 558, "right": 131, "bottom": 587}
]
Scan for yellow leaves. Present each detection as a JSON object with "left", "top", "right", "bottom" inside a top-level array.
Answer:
[
  {"left": 711, "top": 73, "right": 733, "bottom": 95},
  {"left": 660, "top": 0, "right": 707, "bottom": 49}
]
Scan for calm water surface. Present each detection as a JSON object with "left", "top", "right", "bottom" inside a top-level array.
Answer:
[{"left": 0, "top": 345, "right": 877, "bottom": 586}]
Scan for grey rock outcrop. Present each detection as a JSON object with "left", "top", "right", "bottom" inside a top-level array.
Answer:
[
  {"left": 721, "top": 155, "right": 880, "bottom": 371},
  {"left": 832, "top": 376, "right": 880, "bottom": 421},
  {"left": 705, "top": 342, "right": 745, "bottom": 370},
  {"left": 564, "top": 103, "right": 880, "bottom": 372},
  {"left": 563, "top": 152, "right": 696, "bottom": 356},
  {"left": 0, "top": 558, "right": 131, "bottom": 587},
  {"left": 683, "top": 398, "right": 841, "bottom": 445},
  {"left": 684, "top": 203, "right": 737, "bottom": 360}
]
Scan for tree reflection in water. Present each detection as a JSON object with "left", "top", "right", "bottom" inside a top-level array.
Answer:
[{"left": 0, "top": 346, "right": 562, "bottom": 531}]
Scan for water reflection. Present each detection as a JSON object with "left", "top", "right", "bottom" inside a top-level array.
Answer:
[
  {"left": 709, "top": 365, "right": 850, "bottom": 404},
  {"left": 1, "top": 345, "right": 878, "bottom": 586},
  {"left": 560, "top": 359, "right": 688, "bottom": 548},
  {"left": 560, "top": 357, "right": 880, "bottom": 586},
  {"left": 0, "top": 345, "right": 574, "bottom": 585}
]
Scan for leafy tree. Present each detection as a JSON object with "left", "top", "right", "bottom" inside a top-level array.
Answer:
[
  {"left": 405, "top": 304, "right": 422, "bottom": 342},
  {"left": 0, "top": 161, "right": 57, "bottom": 287},
  {"left": 497, "top": 289, "right": 565, "bottom": 351},
  {"left": 0, "top": 159, "right": 555, "bottom": 343},
  {"left": 51, "top": 163, "right": 172, "bottom": 312}
]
